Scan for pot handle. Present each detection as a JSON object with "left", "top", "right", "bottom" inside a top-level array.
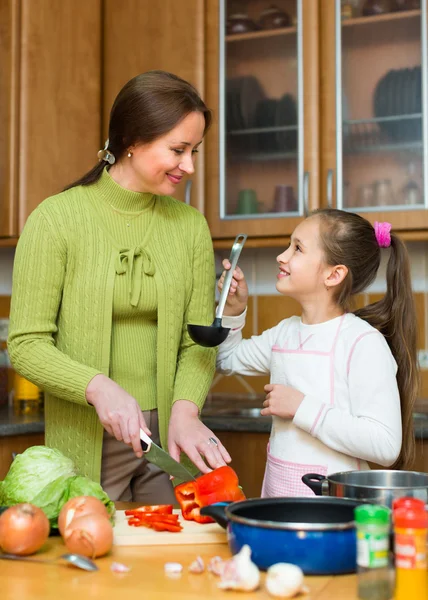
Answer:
[
  {"left": 199, "top": 502, "right": 231, "bottom": 529},
  {"left": 301, "top": 473, "right": 326, "bottom": 496}
]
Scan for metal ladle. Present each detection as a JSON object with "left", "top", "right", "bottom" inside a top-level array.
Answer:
[
  {"left": 187, "top": 233, "right": 247, "bottom": 347},
  {"left": 0, "top": 552, "right": 98, "bottom": 571}
]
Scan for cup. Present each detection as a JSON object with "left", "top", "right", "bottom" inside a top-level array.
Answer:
[
  {"left": 236, "top": 189, "right": 260, "bottom": 214},
  {"left": 272, "top": 185, "right": 297, "bottom": 212}
]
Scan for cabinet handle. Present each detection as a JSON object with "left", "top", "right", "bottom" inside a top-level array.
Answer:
[
  {"left": 184, "top": 180, "right": 192, "bottom": 205},
  {"left": 326, "top": 169, "right": 333, "bottom": 208},
  {"left": 303, "top": 171, "right": 310, "bottom": 216}
]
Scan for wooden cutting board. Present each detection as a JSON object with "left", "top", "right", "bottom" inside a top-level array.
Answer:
[{"left": 113, "top": 510, "right": 228, "bottom": 546}]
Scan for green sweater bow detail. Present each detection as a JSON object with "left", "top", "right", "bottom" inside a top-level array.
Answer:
[{"left": 115, "top": 246, "right": 155, "bottom": 307}]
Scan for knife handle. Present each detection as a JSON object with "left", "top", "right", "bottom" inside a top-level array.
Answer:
[{"left": 139, "top": 428, "right": 152, "bottom": 452}]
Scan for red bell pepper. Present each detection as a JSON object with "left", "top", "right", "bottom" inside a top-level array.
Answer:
[{"left": 175, "top": 465, "right": 246, "bottom": 524}]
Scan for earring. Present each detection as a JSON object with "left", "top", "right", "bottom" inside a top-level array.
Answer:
[{"left": 127, "top": 152, "right": 132, "bottom": 158}]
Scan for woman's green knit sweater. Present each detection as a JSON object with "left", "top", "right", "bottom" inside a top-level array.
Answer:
[{"left": 8, "top": 169, "right": 217, "bottom": 482}]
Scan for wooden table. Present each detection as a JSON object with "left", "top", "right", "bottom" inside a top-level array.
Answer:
[{"left": 0, "top": 503, "right": 360, "bottom": 600}]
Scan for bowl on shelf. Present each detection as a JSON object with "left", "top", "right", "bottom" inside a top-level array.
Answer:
[
  {"left": 258, "top": 4, "right": 291, "bottom": 29},
  {"left": 226, "top": 13, "right": 259, "bottom": 35}
]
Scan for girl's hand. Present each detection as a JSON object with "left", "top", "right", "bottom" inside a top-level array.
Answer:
[
  {"left": 261, "top": 384, "right": 304, "bottom": 419},
  {"left": 168, "top": 400, "right": 231, "bottom": 473},
  {"left": 86, "top": 374, "right": 151, "bottom": 458},
  {"left": 218, "top": 259, "right": 249, "bottom": 317}
]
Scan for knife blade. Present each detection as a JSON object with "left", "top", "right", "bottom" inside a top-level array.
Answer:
[{"left": 140, "top": 429, "right": 196, "bottom": 483}]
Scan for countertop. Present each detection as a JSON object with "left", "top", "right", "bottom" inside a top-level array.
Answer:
[
  {"left": 1, "top": 394, "right": 428, "bottom": 438},
  {"left": 0, "top": 501, "right": 360, "bottom": 600}
]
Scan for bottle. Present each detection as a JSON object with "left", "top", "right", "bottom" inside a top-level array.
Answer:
[
  {"left": 355, "top": 505, "right": 392, "bottom": 600},
  {"left": 394, "top": 507, "right": 428, "bottom": 600},
  {"left": 13, "top": 373, "right": 41, "bottom": 415}
]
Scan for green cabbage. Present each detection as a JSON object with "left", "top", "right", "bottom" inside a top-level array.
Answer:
[
  {"left": 32, "top": 474, "right": 115, "bottom": 527},
  {"left": 0, "top": 446, "right": 115, "bottom": 528},
  {"left": 0, "top": 446, "right": 76, "bottom": 506}
]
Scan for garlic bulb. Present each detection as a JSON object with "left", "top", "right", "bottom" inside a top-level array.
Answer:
[
  {"left": 217, "top": 545, "right": 260, "bottom": 592},
  {"left": 265, "top": 563, "right": 309, "bottom": 598}
]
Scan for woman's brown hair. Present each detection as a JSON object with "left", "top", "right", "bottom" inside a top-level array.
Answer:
[
  {"left": 64, "top": 70, "right": 212, "bottom": 190},
  {"left": 311, "top": 208, "right": 417, "bottom": 470}
]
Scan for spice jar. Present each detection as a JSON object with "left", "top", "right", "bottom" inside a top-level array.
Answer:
[
  {"left": 355, "top": 505, "right": 393, "bottom": 600},
  {"left": 394, "top": 507, "right": 428, "bottom": 600},
  {"left": 392, "top": 497, "right": 426, "bottom": 513}
]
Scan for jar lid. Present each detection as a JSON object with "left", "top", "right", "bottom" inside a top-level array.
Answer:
[
  {"left": 392, "top": 497, "right": 426, "bottom": 513},
  {"left": 355, "top": 504, "right": 390, "bottom": 525},
  {"left": 394, "top": 507, "right": 428, "bottom": 529}
]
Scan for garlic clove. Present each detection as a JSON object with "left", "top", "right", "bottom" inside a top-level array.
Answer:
[
  {"left": 265, "top": 563, "right": 307, "bottom": 598},
  {"left": 189, "top": 556, "right": 205, "bottom": 574},
  {"left": 208, "top": 555, "right": 226, "bottom": 576},
  {"left": 217, "top": 544, "right": 260, "bottom": 592}
]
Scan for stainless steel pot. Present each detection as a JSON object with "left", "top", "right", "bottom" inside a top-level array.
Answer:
[{"left": 302, "top": 470, "right": 428, "bottom": 508}]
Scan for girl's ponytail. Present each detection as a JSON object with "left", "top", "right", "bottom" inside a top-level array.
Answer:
[{"left": 355, "top": 234, "right": 417, "bottom": 469}]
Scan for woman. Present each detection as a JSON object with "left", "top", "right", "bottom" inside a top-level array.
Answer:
[{"left": 8, "top": 70, "right": 230, "bottom": 503}]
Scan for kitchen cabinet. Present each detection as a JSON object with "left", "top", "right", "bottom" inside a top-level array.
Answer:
[
  {"left": 205, "top": 0, "right": 320, "bottom": 239},
  {"left": 103, "top": 0, "right": 206, "bottom": 211},
  {"left": 0, "top": 0, "right": 102, "bottom": 238},
  {"left": 0, "top": 432, "right": 44, "bottom": 479},
  {"left": 320, "top": 0, "right": 428, "bottom": 230},
  {"left": 206, "top": 0, "right": 428, "bottom": 239}
]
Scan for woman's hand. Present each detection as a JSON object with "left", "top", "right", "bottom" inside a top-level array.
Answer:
[
  {"left": 261, "top": 384, "right": 305, "bottom": 419},
  {"left": 218, "top": 259, "right": 249, "bottom": 317},
  {"left": 168, "top": 400, "right": 232, "bottom": 473},
  {"left": 86, "top": 374, "right": 151, "bottom": 458}
]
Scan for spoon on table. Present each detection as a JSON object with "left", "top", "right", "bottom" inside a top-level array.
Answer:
[
  {"left": 0, "top": 552, "right": 98, "bottom": 571},
  {"left": 187, "top": 233, "right": 247, "bottom": 347}
]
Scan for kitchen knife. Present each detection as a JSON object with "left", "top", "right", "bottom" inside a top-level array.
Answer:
[{"left": 140, "top": 429, "right": 196, "bottom": 483}]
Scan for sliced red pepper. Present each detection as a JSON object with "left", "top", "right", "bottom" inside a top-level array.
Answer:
[
  {"left": 175, "top": 465, "right": 246, "bottom": 524},
  {"left": 127, "top": 515, "right": 183, "bottom": 532},
  {"left": 126, "top": 512, "right": 179, "bottom": 521},
  {"left": 124, "top": 504, "right": 173, "bottom": 516}
]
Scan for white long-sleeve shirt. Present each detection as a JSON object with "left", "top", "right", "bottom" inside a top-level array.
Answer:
[{"left": 217, "top": 311, "right": 402, "bottom": 496}]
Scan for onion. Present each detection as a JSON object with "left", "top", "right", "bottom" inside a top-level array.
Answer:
[
  {"left": 0, "top": 503, "right": 50, "bottom": 556},
  {"left": 64, "top": 513, "right": 113, "bottom": 558},
  {"left": 58, "top": 496, "right": 109, "bottom": 536}
]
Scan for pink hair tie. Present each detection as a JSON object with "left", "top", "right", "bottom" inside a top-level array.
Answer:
[{"left": 374, "top": 221, "right": 392, "bottom": 248}]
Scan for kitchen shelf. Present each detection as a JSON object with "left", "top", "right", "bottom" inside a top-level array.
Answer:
[
  {"left": 229, "top": 150, "right": 297, "bottom": 162},
  {"left": 342, "top": 9, "right": 420, "bottom": 28},
  {"left": 343, "top": 114, "right": 422, "bottom": 154},
  {"left": 226, "top": 26, "right": 296, "bottom": 43},
  {"left": 228, "top": 125, "right": 298, "bottom": 135}
]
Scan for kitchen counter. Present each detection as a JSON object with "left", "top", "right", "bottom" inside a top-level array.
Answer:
[
  {"left": 1, "top": 395, "right": 428, "bottom": 438},
  {"left": 0, "top": 502, "right": 360, "bottom": 600}
]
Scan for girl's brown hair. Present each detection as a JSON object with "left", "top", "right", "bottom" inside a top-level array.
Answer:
[
  {"left": 311, "top": 208, "right": 417, "bottom": 470},
  {"left": 64, "top": 70, "right": 212, "bottom": 190}
]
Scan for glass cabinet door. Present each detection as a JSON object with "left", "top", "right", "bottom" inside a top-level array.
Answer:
[
  {"left": 335, "top": 0, "right": 428, "bottom": 213},
  {"left": 219, "top": 0, "right": 304, "bottom": 222}
]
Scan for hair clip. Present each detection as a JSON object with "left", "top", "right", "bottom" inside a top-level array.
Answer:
[{"left": 97, "top": 139, "right": 116, "bottom": 165}]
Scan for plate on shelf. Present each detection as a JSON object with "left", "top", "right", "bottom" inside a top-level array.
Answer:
[
  {"left": 255, "top": 98, "right": 278, "bottom": 152},
  {"left": 276, "top": 94, "right": 297, "bottom": 152}
]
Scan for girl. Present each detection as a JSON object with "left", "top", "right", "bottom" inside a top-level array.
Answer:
[{"left": 217, "top": 209, "right": 418, "bottom": 497}]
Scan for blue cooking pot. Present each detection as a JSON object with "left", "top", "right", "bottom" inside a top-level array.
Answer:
[{"left": 200, "top": 497, "right": 362, "bottom": 575}]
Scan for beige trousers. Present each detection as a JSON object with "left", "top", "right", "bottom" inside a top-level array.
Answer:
[{"left": 100, "top": 409, "right": 176, "bottom": 504}]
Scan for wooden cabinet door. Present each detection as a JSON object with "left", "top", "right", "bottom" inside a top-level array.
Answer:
[
  {"left": 17, "top": 0, "right": 102, "bottom": 232},
  {"left": 205, "top": 0, "right": 320, "bottom": 240},
  {"left": 320, "top": 0, "right": 428, "bottom": 230},
  {"left": 103, "top": 0, "right": 206, "bottom": 212},
  {"left": 0, "top": 0, "right": 20, "bottom": 238}
]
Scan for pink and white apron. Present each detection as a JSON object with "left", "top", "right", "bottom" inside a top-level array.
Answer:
[{"left": 261, "top": 315, "right": 368, "bottom": 498}]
